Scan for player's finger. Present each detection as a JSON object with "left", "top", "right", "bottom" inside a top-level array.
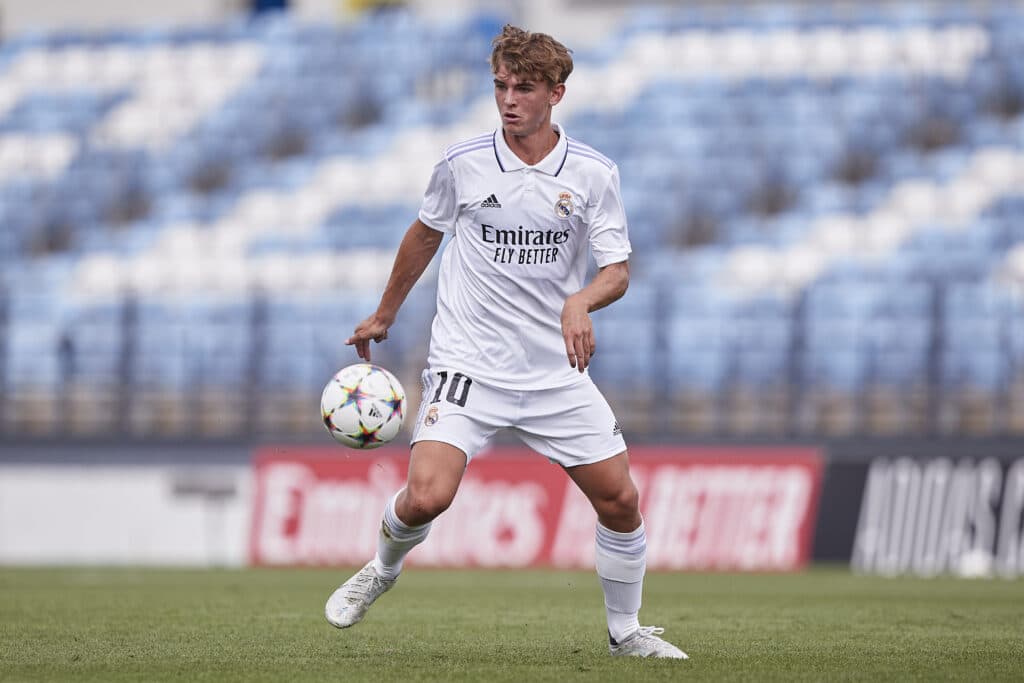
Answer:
[
  {"left": 346, "top": 327, "right": 369, "bottom": 346},
  {"left": 573, "top": 336, "right": 587, "bottom": 372},
  {"left": 564, "top": 337, "right": 577, "bottom": 368}
]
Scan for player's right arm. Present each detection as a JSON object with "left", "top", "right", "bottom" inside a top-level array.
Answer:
[
  {"left": 346, "top": 219, "right": 443, "bottom": 361},
  {"left": 348, "top": 153, "right": 457, "bottom": 361}
]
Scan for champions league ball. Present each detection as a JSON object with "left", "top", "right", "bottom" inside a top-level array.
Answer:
[{"left": 321, "top": 363, "right": 406, "bottom": 449}]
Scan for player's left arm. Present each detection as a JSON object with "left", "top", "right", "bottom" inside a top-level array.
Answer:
[{"left": 560, "top": 259, "right": 629, "bottom": 373}]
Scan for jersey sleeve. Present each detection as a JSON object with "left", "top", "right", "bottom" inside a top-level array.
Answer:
[
  {"left": 588, "top": 165, "right": 632, "bottom": 267},
  {"left": 418, "top": 158, "right": 458, "bottom": 233}
]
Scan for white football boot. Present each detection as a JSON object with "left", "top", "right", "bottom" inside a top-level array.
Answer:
[
  {"left": 608, "top": 626, "right": 689, "bottom": 659},
  {"left": 324, "top": 561, "right": 396, "bottom": 628}
]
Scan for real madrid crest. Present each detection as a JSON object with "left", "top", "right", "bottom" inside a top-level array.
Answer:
[
  {"left": 555, "top": 191, "right": 574, "bottom": 219},
  {"left": 424, "top": 405, "right": 439, "bottom": 426}
]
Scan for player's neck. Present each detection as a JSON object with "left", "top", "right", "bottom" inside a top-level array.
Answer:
[{"left": 502, "top": 124, "right": 559, "bottom": 166}]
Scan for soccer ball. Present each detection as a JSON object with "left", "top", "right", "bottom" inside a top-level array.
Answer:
[{"left": 321, "top": 363, "right": 406, "bottom": 449}]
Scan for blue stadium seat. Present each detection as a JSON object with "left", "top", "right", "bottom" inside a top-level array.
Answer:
[
  {"left": 3, "top": 3, "right": 1024, "bottom": 437},
  {"left": 802, "top": 349, "right": 869, "bottom": 393}
]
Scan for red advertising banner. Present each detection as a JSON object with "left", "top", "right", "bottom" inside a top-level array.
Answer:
[{"left": 250, "top": 446, "right": 823, "bottom": 571}]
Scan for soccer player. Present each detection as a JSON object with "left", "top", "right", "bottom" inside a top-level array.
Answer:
[{"left": 326, "top": 24, "right": 687, "bottom": 659}]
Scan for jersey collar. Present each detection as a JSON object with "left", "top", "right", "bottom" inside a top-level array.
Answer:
[{"left": 493, "top": 123, "right": 569, "bottom": 177}]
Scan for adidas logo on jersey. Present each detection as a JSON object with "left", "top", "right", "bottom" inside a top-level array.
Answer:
[{"left": 481, "top": 194, "right": 502, "bottom": 208}]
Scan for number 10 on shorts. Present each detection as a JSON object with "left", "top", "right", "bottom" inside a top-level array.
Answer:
[{"left": 431, "top": 371, "right": 473, "bottom": 407}]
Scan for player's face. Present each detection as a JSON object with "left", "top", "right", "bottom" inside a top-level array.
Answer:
[{"left": 493, "top": 63, "right": 564, "bottom": 138}]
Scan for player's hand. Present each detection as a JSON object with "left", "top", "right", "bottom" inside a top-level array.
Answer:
[
  {"left": 345, "top": 313, "right": 392, "bottom": 362},
  {"left": 560, "top": 295, "right": 596, "bottom": 373}
]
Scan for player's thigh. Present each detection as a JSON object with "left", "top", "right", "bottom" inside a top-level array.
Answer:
[
  {"left": 513, "top": 378, "right": 626, "bottom": 468},
  {"left": 411, "top": 367, "right": 506, "bottom": 463}
]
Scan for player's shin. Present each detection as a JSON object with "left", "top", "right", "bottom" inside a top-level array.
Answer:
[
  {"left": 595, "top": 520, "right": 646, "bottom": 643},
  {"left": 373, "top": 489, "right": 432, "bottom": 580}
]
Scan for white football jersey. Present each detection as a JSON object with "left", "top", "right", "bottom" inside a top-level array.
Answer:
[{"left": 418, "top": 123, "right": 631, "bottom": 390}]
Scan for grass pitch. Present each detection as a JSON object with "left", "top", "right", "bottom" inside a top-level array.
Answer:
[{"left": 1, "top": 566, "right": 1022, "bottom": 682}]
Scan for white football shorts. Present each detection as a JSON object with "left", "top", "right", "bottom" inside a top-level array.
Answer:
[{"left": 410, "top": 367, "right": 627, "bottom": 468}]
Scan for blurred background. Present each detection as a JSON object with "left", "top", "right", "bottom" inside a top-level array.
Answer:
[{"left": 0, "top": 0, "right": 1022, "bottom": 576}]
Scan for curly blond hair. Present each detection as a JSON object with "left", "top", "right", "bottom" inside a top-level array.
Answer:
[{"left": 490, "top": 24, "right": 573, "bottom": 88}]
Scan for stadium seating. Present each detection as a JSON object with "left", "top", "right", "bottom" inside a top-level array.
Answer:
[{"left": 1, "top": 3, "right": 1023, "bottom": 439}]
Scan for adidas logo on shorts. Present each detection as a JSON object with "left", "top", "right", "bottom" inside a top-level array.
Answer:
[{"left": 481, "top": 193, "right": 502, "bottom": 208}]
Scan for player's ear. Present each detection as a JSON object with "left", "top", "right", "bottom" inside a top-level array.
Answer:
[{"left": 549, "top": 82, "right": 565, "bottom": 106}]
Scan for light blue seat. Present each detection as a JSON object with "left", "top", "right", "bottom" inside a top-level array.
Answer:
[
  {"left": 4, "top": 323, "right": 62, "bottom": 387},
  {"left": 873, "top": 349, "right": 929, "bottom": 385},
  {"left": 66, "top": 315, "right": 123, "bottom": 382},
  {"left": 668, "top": 349, "right": 728, "bottom": 393},
  {"left": 940, "top": 349, "right": 1006, "bottom": 391},
  {"left": 874, "top": 282, "right": 930, "bottom": 316},
  {"left": 869, "top": 317, "right": 932, "bottom": 353},
  {"left": 802, "top": 349, "right": 868, "bottom": 392},
  {"left": 132, "top": 321, "right": 191, "bottom": 389},
  {"left": 590, "top": 280, "right": 657, "bottom": 385},
  {"left": 666, "top": 316, "right": 727, "bottom": 352},
  {"left": 589, "top": 351, "right": 656, "bottom": 386},
  {"left": 734, "top": 349, "right": 789, "bottom": 387},
  {"left": 805, "top": 282, "right": 880, "bottom": 320}
]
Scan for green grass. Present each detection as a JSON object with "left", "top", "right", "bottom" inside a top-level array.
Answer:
[{"left": 1, "top": 567, "right": 1022, "bottom": 682}]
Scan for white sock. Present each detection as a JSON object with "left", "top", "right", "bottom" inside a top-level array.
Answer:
[
  {"left": 372, "top": 490, "right": 431, "bottom": 581},
  {"left": 595, "top": 520, "right": 646, "bottom": 643}
]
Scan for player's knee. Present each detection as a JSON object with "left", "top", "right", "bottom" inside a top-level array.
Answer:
[
  {"left": 594, "top": 484, "right": 640, "bottom": 524},
  {"left": 402, "top": 483, "right": 455, "bottom": 523},
  {"left": 615, "top": 485, "right": 641, "bottom": 518}
]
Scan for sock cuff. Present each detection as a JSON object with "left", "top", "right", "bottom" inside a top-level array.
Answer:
[
  {"left": 595, "top": 520, "right": 646, "bottom": 583},
  {"left": 596, "top": 520, "right": 646, "bottom": 557},
  {"left": 383, "top": 490, "right": 431, "bottom": 542},
  {"left": 595, "top": 542, "right": 646, "bottom": 583}
]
